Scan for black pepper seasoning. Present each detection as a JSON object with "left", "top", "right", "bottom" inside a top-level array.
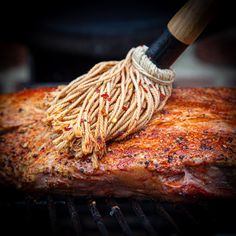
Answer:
[
  {"left": 79, "top": 168, "right": 85, "bottom": 173},
  {"left": 167, "top": 156, "right": 173, "bottom": 163},
  {"left": 164, "top": 148, "right": 170, "bottom": 152},
  {"left": 176, "top": 137, "right": 184, "bottom": 144},
  {"left": 200, "top": 143, "right": 212, "bottom": 150},
  {"left": 32, "top": 154, "right": 38, "bottom": 158},
  {"left": 182, "top": 145, "right": 189, "bottom": 150},
  {"left": 144, "top": 160, "right": 150, "bottom": 168}
]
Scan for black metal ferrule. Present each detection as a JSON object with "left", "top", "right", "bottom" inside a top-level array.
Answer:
[{"left": 146, "top": 28, "right": 188, "bottom": 69}]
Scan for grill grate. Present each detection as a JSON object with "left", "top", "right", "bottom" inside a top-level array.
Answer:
[
  {"left": 132, "top": 200, "right": 156, "bottom": 236},
  {"left": 67, "top": 197, "right": 82, "bottom": 235},
  {"left": 0, "top": 189, "right": 235, "bottom": 236},
  {"left": 108, "top": 199, "right": 133, "bottom": 236},
  {"left": 89, "top": 200, "right": 109, "bottom": 236}
]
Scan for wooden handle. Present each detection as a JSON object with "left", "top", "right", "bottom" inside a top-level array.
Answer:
[
  {"left": 146, "top": 0, "right": 217, "bottom": 68},
  {"left": 167, "top": 0, "right": 215, "bottom": 45}
]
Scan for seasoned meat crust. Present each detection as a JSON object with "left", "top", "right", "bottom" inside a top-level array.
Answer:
[{"left": 0, "top": 87, "right": 235, "bottom": 200}]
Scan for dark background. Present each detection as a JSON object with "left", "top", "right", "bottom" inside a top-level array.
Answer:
[{"left": 0, "top": 0, "right": 235, "bottom": 92}]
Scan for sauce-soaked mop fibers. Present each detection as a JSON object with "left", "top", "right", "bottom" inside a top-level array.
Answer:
[{"left": 46, "top": 46, "right": 174, "bottom": 167}]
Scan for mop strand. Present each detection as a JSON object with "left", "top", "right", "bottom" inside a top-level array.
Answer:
[{"left": 46, "top": 45, "right": 175, "bottom": 167}]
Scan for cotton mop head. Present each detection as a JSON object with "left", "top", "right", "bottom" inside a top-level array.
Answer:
[{"left": 46, "top": 45, "right": 175, "bottom": 167}]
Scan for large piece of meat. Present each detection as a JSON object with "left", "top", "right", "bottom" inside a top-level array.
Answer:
[{"left": 0, "top": 87, "right": 235, "bottom": 200}]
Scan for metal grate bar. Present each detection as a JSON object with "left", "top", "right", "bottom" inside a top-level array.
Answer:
[
  {"left": 25, "top": 196, "right": 33, "bottom": 224},
  {"left": 67, "top": 197, "right": 82, "bottom": 236},
  {"left": 108, "top": 199, "right": 133, "bottom": 236},
  {"left": 155, "top": 202, "right": 182, "bottom": 234},
  {"left": 132, "top": 200, "right": 157, "bottom": 236},
  {"left": 25, "top": 196, "right": 34, "bottom": 236},
  {"left": 88, "top": 200, "right": 109, "bottom": 236},
  {"left": 178, "top": 205, "right": 199, "bottom": 225},
  {"left": 47, "top": 196, "right": 57, "bottom": 235}
]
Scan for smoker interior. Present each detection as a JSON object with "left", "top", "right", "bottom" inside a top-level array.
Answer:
[{"left": 0, "top": 188, "right": 235, "bottom": 236}]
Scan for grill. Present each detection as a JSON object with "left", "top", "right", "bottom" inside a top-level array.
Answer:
[{"left": 0, "top": 189, "right": 235, "bottom": 236}]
